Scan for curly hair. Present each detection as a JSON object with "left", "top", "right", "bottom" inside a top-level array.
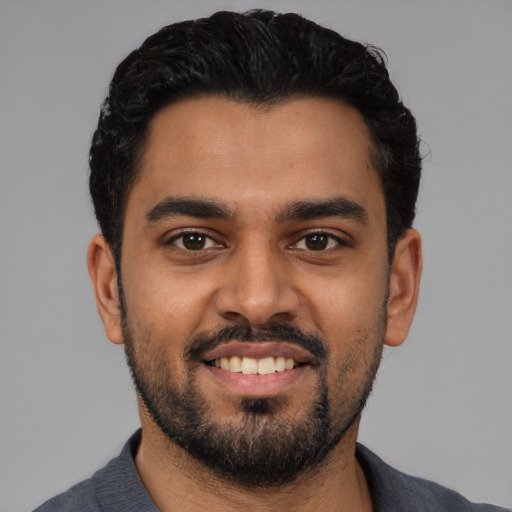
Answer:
[{"left": 89, "top": 10, "right": 421, "bottom": 263}]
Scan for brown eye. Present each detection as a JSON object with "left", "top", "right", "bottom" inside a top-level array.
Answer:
[
  {"left": 182, "top": 233, "right": 207, "bottom": 250},
  {"left": 291, "top": 232, "right": 343, "bottom": 252},
  {"left": 170, "top": 232, "right": 218, "bottom": 251},
  {"left": 305, "top": 234, "right": 330, "bottom": 250}
]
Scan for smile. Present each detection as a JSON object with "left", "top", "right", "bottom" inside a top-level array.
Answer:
[
  {"left": 199, "top": 341, "right": 315, "bottom": 396},
  {"left": 207, "top": 356, "right": 301, "bottom": 375}
]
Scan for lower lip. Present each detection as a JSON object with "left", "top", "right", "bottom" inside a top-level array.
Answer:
[{"left": 201, "top": 364, "right": 311, "bottom": 397}]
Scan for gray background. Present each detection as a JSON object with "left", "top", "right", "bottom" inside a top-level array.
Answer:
[{"left": 1, "top": 1, "right": 511, "bottom": 510}]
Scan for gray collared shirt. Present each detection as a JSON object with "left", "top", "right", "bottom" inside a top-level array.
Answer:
[{"left": 33, "top": 430, "right": 509, "bottom": 512}]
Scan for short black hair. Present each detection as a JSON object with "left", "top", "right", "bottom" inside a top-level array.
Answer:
[{"left": 89, "top": 10, "right": 421, "bottom": 263}]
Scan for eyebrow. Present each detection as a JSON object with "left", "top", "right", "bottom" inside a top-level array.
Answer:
[
  {"left": 276, "top": 197, "right": 368, "bottom": 224},
  {"left": 146, "top": 197, "right": 233, "bottom": 223},
  {"left": 145, "top": 196, "right": 368, "bottom": 225}
]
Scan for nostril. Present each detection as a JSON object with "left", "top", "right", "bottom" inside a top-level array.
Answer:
[{"left": 218, "top": 310, "right": 249, "bottom": 324}]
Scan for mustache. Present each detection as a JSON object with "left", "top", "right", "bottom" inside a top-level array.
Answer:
[{"left": 185, "top": 323, "right": 328, "bottom": 362}]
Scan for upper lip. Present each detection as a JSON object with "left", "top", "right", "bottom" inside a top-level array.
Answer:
[{"left": 202, "top": 341, "right": 315, "bottom": 364}]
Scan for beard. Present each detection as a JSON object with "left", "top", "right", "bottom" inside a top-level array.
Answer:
[{"left": 122, "top": 316, "right": 385, "bottom": 488}]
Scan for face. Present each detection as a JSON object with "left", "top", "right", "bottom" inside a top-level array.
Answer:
[{"left": 97, "top": 96, "right": 410, "bottom": 485}]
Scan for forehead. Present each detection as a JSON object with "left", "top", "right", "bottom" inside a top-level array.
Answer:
[{"left": 126, "top": 96, "right": 384, "bottom": 223}]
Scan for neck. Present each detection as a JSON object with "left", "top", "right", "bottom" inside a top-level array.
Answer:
[{"left": 135, "top": 407, "right": 373, "bottom": 512}]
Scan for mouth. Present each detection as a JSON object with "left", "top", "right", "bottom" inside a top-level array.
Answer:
[
  {"left": 198, "top": 341, "right": 315, "bottom": 396},
  {"left": 205, "top": 355, "right": 305, "bottom": 375}
]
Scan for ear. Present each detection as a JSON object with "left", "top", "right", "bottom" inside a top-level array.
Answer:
[
  {"left": 87, "top": 233, "right": 124, "bottom": 345},
  {"left": 384, "top": 229, "right": 423, "bottom": 347}
]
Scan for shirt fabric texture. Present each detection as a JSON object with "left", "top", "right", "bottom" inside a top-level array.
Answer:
[{"left": 33, "top": 430, "right": 509, "bottom": 512}]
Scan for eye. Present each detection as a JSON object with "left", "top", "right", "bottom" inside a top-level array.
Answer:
[
  {"left": 169, "top": 232, "right": 220, "bottom": 251},
  {"left": 293, "top": 232, "right": 342, "bottom": 251}
]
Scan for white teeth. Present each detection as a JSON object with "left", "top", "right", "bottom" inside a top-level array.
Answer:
[
  {"left": 258, "top": 357, "right": 276, "bottom": 375},
  {"left": 275, "top": 356, "right": 286, "bottom": 372},
  {"left": 212, "top": 356, "right": 300, "bottom": 375},
  {"left": 230, "top": 355, "right": 242, "bottom": 372},
  {"left": 241, "top": 357, "right": 258, "bottom": 375}
]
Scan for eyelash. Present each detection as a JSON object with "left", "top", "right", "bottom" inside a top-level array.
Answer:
[
  {"left": 166, "top": 230, "right": 221, "bottom": 251},
  {"left": 291, "top": 232, "right": 346, "bottom": 251},
  {"left": 165, "top": 230, "right": 348, "bottom": 252}
]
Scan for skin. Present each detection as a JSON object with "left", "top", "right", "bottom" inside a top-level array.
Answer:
[{"left": 88, "top": 96, "right": 422, "bottom": 512}]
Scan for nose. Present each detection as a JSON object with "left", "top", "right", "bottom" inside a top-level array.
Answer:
[{"left": 214, "top": 243, "right": 300, "bottom": 327}]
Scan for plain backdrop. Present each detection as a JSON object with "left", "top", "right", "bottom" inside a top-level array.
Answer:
[{"left": 1, "top": 1, "right": 511, "bottom": 511}]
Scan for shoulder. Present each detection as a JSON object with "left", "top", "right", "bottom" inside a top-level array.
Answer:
[
  {"left": 33, "top": 430, "right": 158, "bottom": 512},
  {"left": 356, "top": 444, "right": 510, "bottom": 512},
  {"left": 33, "top": 476, "right": 100, "bottom": 512}
]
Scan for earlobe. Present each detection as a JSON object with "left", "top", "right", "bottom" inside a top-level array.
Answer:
[
  {"left": 87, "top": 233, "right": 124, "bottom": 345},
  {"left": 384, "top": 229, "right": 422, "bottom": 347}
]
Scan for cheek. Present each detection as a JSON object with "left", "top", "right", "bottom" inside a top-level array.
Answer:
[
  {"left": 299, "top": 265, "right": 388, "bottom": 381},
  {"left": 122, "top": 265, "right": 219, "bottom": 347},
  {"left": 320, "top": 292, "right": 386, "bottom": 398},
  {"left": 302, "top": 265, "right": 388, "bottom": 333}
]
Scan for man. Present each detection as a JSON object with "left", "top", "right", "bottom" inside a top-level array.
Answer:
[{"left": 34, "top": 10, "right": 508, "bottom": 512}]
